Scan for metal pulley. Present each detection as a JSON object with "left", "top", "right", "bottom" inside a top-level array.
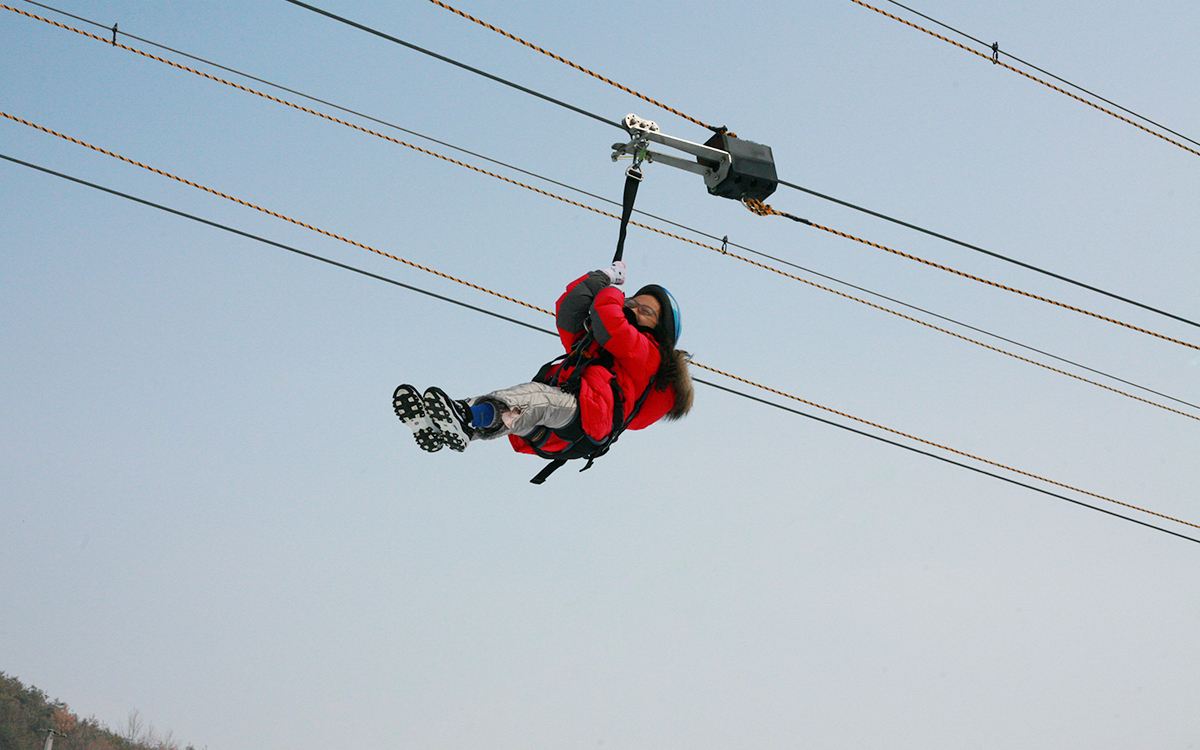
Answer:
[{"left": 611, "top": 113, "right": 777, "bottom": 202}]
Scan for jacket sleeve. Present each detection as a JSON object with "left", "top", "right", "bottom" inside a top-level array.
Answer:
[
  {"left": 589, "top": 286, "right": 657, "bottom": 364},
  {"left": 556, "top": 271, "right": 613, "bottom": 335}
]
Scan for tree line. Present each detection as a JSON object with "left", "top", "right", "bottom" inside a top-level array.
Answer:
[{"left": 0, "top": 673, "right": 200, "bottom": 750}]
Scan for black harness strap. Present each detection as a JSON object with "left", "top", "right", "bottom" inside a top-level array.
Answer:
[
  {"left": 533, "top": 326, "right": 604, "bottom": 396},
  {"left": 530, "top": 458, "right": 567, "bottom": 485},
  {"left": 526, "top": 366, "right": 657, "bottom": 484},
  {"left": 528, "top": 168, "right": 647, "bottom": 485},
  {"left": 612, "top": 167, "right": 642, "bottom": 264}
]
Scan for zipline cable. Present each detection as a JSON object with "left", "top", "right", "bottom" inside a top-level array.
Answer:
[
  {"left": 695, "top": 378, "right": 1200, "bottom": 546},
  {"left": 276, "top": 0, "right": 621, "bottom": 131},
  {"left": 17, "top": 0, "right": 554, "bottom": 163},
  {"left": 847, "top": 0, "right": 1200, "bottom": 158},
  {"left": 711, "top": 233, "right": 1200, "bottom": 414},
  {"left": 696, "top": 354, "right": 1200, "bottom": 533},
  {"left": 0, "top": 112, "right": 552, "bottom": 316},
  {"left": 773, "top": 177, "right": 1200, "bottom": 333},
  {"left": 880, "top": 0, "right": 1200, "bottom": 150},
  {"left": 744, "top": 195, "right": 1200, "bottom": 353},
  {"left": 11, "top": 1, "right": 635, "bottom": 227},
  {"left": 423, "top": 0, "right": 730, "bottom": 136},
  {"left": 8, "top": 108, "right": 1196, "bottom": 423},
  {"left": 0, "top": 8, "right": 638, "bottom": 240},
  {"left": 5, "top": 150, "right": 1198, "bottom": 546},
  {"left": 0, "top": 154, "right": 549, "bottom": 333},
  {"left": 10, "top": 0, "right": 1195, "bottom": 411},
  {"left": 14, "top": 1, "right": 1197, "bottom": 336},
  {"left": 3, "top": 127, "right": 1193, "bottom": 532},
  {"left": 410, "top": 0, "right": 1200, "bottom": 331}
]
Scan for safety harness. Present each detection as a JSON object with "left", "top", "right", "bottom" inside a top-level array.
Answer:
[{"left": 524, "top": 328, "right": 658, "bottom": 484}]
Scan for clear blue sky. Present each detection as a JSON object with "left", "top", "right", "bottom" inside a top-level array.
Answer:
[{"left": 3, "top": 1, "right": 1199, "bottom": 748}]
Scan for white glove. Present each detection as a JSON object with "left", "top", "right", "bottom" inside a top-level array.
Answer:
[{"left": 599, "top": 261, "right": 626, "bottom": 286}]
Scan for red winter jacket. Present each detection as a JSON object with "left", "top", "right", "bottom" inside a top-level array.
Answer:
[{"left": 511, "top": 272, "right": 677, "bottom": 455}]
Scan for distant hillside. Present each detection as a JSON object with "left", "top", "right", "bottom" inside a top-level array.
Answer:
[{"left": 0, "top": 673, "right": 198, "bottom": 750}]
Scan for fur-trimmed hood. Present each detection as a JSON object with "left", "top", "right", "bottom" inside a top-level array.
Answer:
[{"left": 661, "top": 349, "right": 693, "bottom": 420}]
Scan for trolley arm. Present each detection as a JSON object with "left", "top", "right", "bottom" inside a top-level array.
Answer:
[{"left": 611, "top": 114, "right": 733, "bottom": 191}]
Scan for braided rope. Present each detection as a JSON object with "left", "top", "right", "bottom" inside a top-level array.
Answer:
[
  {"left": 0, "top": 110, "right": 551, "bottom": 317},
  {"left": 425, "top": 0, "right": 729, "bottom": 135},
  {"left": 6, "top": 91, "right": 1196, "bottom": 419},
  {"left": 5, "top": 111, "right": 1196, "bottom": 531},
  {"left": 8, "top": 5, "right": 1199, "bottom": 415},
  {"left": 690, "top": 360, "right": 1200, "bottom": 531},
  {"left": 691, "top": 231, "right": 1200, "bottom": 424},
  {"left": 807, "top": 218, "right": 1200, "bottom": 351},
  {"left": 743, "top": 198, "right": 1200, "bottom": 352},
  {"left": 848, "top": 0, "right": 1200, "bottom": 158}
]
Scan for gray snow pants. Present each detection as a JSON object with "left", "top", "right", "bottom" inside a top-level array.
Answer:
[{"left": 470, "top": 382, "right": 579, "bottom": 440}]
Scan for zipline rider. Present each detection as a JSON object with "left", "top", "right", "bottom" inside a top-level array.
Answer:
[{"left": 393, "top": 261, "right": 693, "bottom": 483}]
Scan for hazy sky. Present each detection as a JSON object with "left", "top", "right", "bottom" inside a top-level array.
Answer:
[{"left": 3, "top": 1, "right": 1199, "bottom": 748}]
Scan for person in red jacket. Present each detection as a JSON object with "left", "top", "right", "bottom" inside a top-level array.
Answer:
[{"left": 393, "top": 262, "right": 692, "bottom": 462}]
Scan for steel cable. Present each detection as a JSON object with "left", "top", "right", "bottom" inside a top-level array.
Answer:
[
  {"left": 847, "top": 0, "right": 1200, "bottom": 158},
  {"left": 5, "top": 151, "right": 1197, "bottom": 543},
  {"left": 14, "top": 1, "right": 1195, "bottom": 336},
  {"left": 7, "top": 108, "right": 1197, "bottom": 424}
]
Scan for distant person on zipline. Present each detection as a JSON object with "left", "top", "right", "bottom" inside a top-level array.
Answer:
[{"left": 392, "top": 261, "right": 693, "bottom": 482}]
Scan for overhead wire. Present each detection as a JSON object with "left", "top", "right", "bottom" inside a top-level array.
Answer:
[
  {"left": 770, "top": 177, "right": 1200, "bottom": 332},
  {"left": 17, "top": 0, "right": 563, "bottom": 167},
  {"left": 5, "top": 150, "right": 1199, "bottom": 546},
  {"left": 699, "top": 350, "right": 1200, "bottom": 534},
  {"left": 0, "top": 155, "right": 550, "bottom": 330},
  {"left": 3, "top": 6, "right": 644, "bottom": 240},
  {"left": 882, "top": 0, "right": 1200, "bottom": 151},
  {"left": 12, "top": 3, "right": 623, "bottom": 223},
  {"left": 12, "top": 1, "right": 1197, "bottom": 414},
  {"left": 847, "top": 0, "right": 1200, "bottom": 159},
  {"left": 276, "top": 0, "right": 621, "bottom": 131},
  {"left": 421, "top": 0, "right": 731, "bottom": 136},
  {"left": 695, "top": 377, "right": 1200, "bottom": 546},
  {"left": 357, "top": 0, "right": 1200, "bottom": 331},
  {"left": 0, "top": 112, "right": 553, "bottom": 317},
  {"left": 713, "top": 231, "right": 1200, "bottom": 414},
  {"left": 8, "top": 107, "right": 1197, "bottom": 423},
  {"left": 20, "top": 0, "right": 1194, "bottom": 338},
  {"left": 5, "top": 120, "right": 1197, "bottom": 533},
  {"left": 745, "top": 195, "right": 1200, "bottom": 352}
]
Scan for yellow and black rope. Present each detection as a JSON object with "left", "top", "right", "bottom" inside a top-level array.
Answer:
[
  {"left": 848, "top": 0, "right": 1200, "bottom": 158},
  {"left": 5, "top": 116, "right": 1193, "bottom": 531},
  {"left": 426, "top": 0, "right": 733, "bottom": 137}
]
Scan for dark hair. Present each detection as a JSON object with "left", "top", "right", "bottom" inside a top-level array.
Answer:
[
  {"left": 627, "top": 299, "right": 692, "bottom": 419},
  {"left": 654, "top": 347, "right": 693, "bottom": 420}
]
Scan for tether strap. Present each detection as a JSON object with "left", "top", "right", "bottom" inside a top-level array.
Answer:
[
  {"left": 530, "top": 171, "right": 640, "bottom": 485},
  {"left": 530, "top": 458, "right": 568, "bottom": 485},
  {"left": 612, "top": 168, "right": 641, "bottom": 263}
]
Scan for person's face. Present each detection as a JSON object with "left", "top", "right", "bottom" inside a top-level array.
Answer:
[{"left": 625, "top": 294, "right": 662, "bottom": 329}]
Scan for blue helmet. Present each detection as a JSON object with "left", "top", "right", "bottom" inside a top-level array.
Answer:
[{"left": 634, "top": 284, "right": 681, "bottom": 350}]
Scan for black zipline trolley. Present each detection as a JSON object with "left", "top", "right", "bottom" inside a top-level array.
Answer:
[{"left": 611, "top": 114, "right": 778, "bottom": 202}]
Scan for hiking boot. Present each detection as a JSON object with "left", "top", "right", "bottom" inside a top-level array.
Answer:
[
  {"left": 423, "top": 387, "right": 473, "bottom": 452},
  {"left": 393, "top": 384, "right": 444, "bottom": 453}
]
